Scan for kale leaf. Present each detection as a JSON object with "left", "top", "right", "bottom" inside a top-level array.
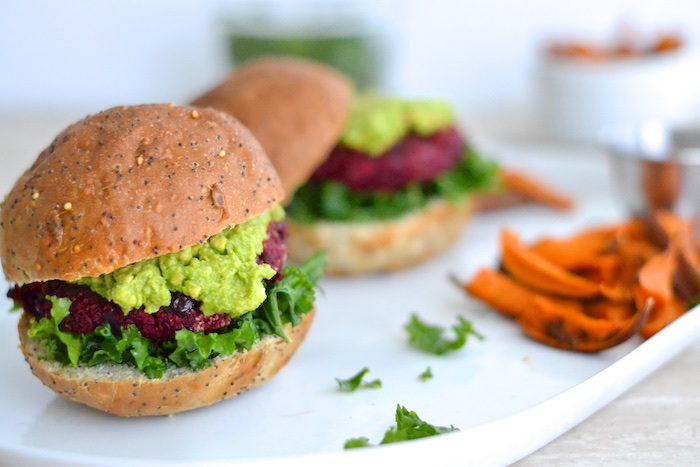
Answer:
[
  {"left": 287, "top": 147, "right": 498, "bottom": 224},
  {"left": 336, "top": 367, "right": 382, "bottom": 392},
  {"left": 26, "top": 253, "right": 325, "bottom": 379},
  {"left": 405, "top": 314, "right": 483, "bottom": 355},
  {"left": 344, "top": 405, "right": 459, "bottom": 449}
]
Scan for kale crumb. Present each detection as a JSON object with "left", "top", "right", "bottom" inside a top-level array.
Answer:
[{"left": 336, "top": 367, "right": 382, "bottom": 392}]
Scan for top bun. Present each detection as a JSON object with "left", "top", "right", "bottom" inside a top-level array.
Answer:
[
  {"left": 191, "top": 56, "right": 353, "bottom": 202},
  {"left": 0, "top": 104, "right": 283, "bottom": 284}
]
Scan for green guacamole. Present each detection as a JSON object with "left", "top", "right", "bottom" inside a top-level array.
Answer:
[
  {"left": 76, "top": 206, "right": 285, "bottom": 317},
  {"left": 339, "top": 93, "right": 456, "bottom": 157}
]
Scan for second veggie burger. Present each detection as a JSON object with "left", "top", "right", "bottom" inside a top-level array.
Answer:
[{"left": 192, "top": 57, "right": 497, "bottom": 275}]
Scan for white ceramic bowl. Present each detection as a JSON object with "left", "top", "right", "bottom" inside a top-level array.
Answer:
[{"left": 538, "top": 45, "right": 700, "bottom": 144}]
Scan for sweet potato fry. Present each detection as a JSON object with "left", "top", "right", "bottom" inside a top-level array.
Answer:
[
  {"left": 472, "top": 190, "right": 528, "bottom": 212},
  {"left": 599, "top": 238, "right": 661, "bottom": 303},
  {"left": 635, "top": 248, "right": 676, "bottom": 311},
  {"left": 463, "top": 268, "right": 525, "bottom": 319},
  {"left": 460, "top": 210, "right": 698, "bottom": 352},
  {"left": 634, "top": 242, "right": 694, "bottom": 337},
  {"left": 500, "top": 229, "right": 601, "bottom": 299},
  {"left": 654, "top": 208, "right": 692, "bottom": 241},
  {"left": 598, "top": 282, "right": 634, "bottom": 303},
  {"left": 530, "top": 225, "right": 619, "bottom": 270},
  {"left": 615, "top": 217, "right": 652, "bottom": 242},
  {"left": 584, "top": 300, "right": 635, "bottom": 321},
  {"left": 464, "top": 266, "right": 647, "bottom": 351},
  {"left": 517, "top": 295, "right": 649, "bottom": 353},
  {"left": 654, "top": 210, "right": 700, "bottom": 300},
  {"left": 500, "top": 168, "right": 574, "bottom": 211},
  {"left": 474, "top": 167, "right": 575, "bottom": 212},
  {"left": 531, "top": 226, "right": 622, "bottom": 285},
  {"left": 640, "top": 296, "right": 686, "bottom": 339},
  {"left": 463, "top": 267, "right": 580, "bottom": 319},
  {"left": 612, "top": 238, "right": 661, "bottom": 285},
  {"left": 675, "top": 250, "right": 700, "bottom": 302}
]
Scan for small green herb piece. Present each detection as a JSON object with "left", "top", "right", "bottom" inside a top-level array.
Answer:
[
  {"left": 418, "top": 366, "right": 433, "bottom": 382},
  {"left": 344, "top": 405, "right": 459, "bottom": 449},
  {"left": 405, "top": 314, "right": 483, "bottom": 355},
  {"left": 336, "top": 367, "right": 382, "bottom": 392},
  {"left": 343, "top": 437, "right": 372, "bottom": 449}
]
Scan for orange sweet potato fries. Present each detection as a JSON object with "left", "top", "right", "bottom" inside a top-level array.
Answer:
[
  {"left": 474, "top": 168, "right": 574, "bottom": 212},
  {"left": 547, "top": 32, "right": 683, "bottom": 61},
  {"left": 460, "top": 211, "right": 700, "bottom": 352}
]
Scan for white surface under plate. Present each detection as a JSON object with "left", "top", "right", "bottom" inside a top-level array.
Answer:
[{"left": 1, "top": 148, "right": 699, "bottom": 467}]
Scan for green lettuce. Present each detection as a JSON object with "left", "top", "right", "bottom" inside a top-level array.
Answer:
[
  {"left": 336, "top": 367, "right": 382, "bottom": 392},
  {"left": 287, "top": 147, "right": 499, "bottom": 224},
  {"left": 418, "top": 366, "right": 433, "bottom": 382},
  {"left": 344, "top": 405, "right": 459, "bottom": 449},
  {"left": 405, "top": 314, "right": 483, "bottom": 356},
  {"left": 256, "top": 251, "right": 325, "bottom": 342},
  {"left": 87, "top": 324, "right": 168, "bottom": 378},
  {"left": 26, "top": 252, "right": 325, "bottom": 379},
  {"left": 29, "top": 296, "right": 83, "bottom": 366}
]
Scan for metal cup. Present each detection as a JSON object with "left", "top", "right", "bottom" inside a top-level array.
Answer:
[{"left": 602, "top": 121, "right": 700, "bottom": 223}]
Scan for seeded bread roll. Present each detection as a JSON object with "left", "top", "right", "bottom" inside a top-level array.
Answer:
[
  {"left": 286, "top": 198, "right": 474, "bottom": 275},
  {"left": 17, "top": 310, "right": 314, "bottom": 417},
  {"left": 191, "top": 57, "right": 480, "bottom": 276},
  {"left": 0, "top": 103, "right": 283, "bottom": 284},
  {"left": 3, "top": 103, "right": 319, "bottom": 417},
  {"left": 191, "top": 56, "right": 353, "bottom": 202}
]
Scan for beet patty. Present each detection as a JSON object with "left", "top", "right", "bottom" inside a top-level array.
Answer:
[
  {"left": 311, "top": 126, "right": 465, "bottom": 192},
  {"left": 9, "top": 222, "right": 288, "bottom": 343}
]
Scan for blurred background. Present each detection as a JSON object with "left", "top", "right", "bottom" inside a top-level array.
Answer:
[{"left": 1, "top": 0, "right": 700, "bottom": 143}]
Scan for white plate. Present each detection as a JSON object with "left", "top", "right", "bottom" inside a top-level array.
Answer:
[{"left": 1, "top": 146, "right": 699, "bottom": 467}]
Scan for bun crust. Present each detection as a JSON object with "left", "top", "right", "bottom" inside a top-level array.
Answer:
[
  {"left": 18, "top": 310, "right": 315, "bottom": 417},
  {"left": 191, "top": 57, "right": 353, "bottom": 202},
  {"left": 1, "top": 104, "right": 283, "bottom": 284},
  {"left": 286, "top": 198, "right": 474, "bottom": 276}
]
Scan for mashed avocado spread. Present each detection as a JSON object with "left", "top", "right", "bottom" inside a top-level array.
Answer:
[
  {"left": 339, "top": 93, "right": 456, "bottom": 157},
  {"left": 76, "top": 206, "right": 285, "bottom": 317}
]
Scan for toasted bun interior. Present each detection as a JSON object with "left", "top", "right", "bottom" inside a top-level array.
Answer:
[
  {"left": 18, "top": 309, "right": 315, "bottom": 417},
  {"left": 286, "top": 198, "right": 474, "bottom": 276},
  {"left": 191, "top": 57, "right": 353, "bottom": 202},
  {"left": 0, "top": 104, "right": 283, "bottom": 284}
]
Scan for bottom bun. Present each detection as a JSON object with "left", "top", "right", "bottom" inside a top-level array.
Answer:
[
  {"left": 18, "top": 309, "right": 315, "bottom": 417},
  {"left": 286, "top": 197, "right": 474, "bottom": 276}
]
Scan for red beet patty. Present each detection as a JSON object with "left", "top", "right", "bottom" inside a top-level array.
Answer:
[
  {"left": 311, "top": 126, "right": 465, "bottom": 192},
  {"left": 8, "top": 222, "right": 288, "bottom": 342}
]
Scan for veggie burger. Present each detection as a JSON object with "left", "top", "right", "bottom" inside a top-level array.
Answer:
[
  {"left": 1, "top": 104, "right": 323, "bottom": 416},
  {"left": 192, "top": 57, "right": 497, "bottom": 275}
]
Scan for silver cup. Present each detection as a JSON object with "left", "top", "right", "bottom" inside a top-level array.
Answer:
[{"left": 602, "top": 121, "right": 700, "bottom": 223}]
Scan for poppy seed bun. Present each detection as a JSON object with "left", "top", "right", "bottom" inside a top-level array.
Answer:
[
  {"left": 191, "top": 57, "right": 479, "bottom": 276},
  {"left": 191, "top": 57, "right": 353, "bottom": 202},
  {"left": 0, "top": 104, "right": 283, "bottom": 284},
  {"left": 17, "top": 309, "right": 314, "bottom": 417},
  {"left": 286, "top": 198, "right": 474, "bottom": 275}
]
